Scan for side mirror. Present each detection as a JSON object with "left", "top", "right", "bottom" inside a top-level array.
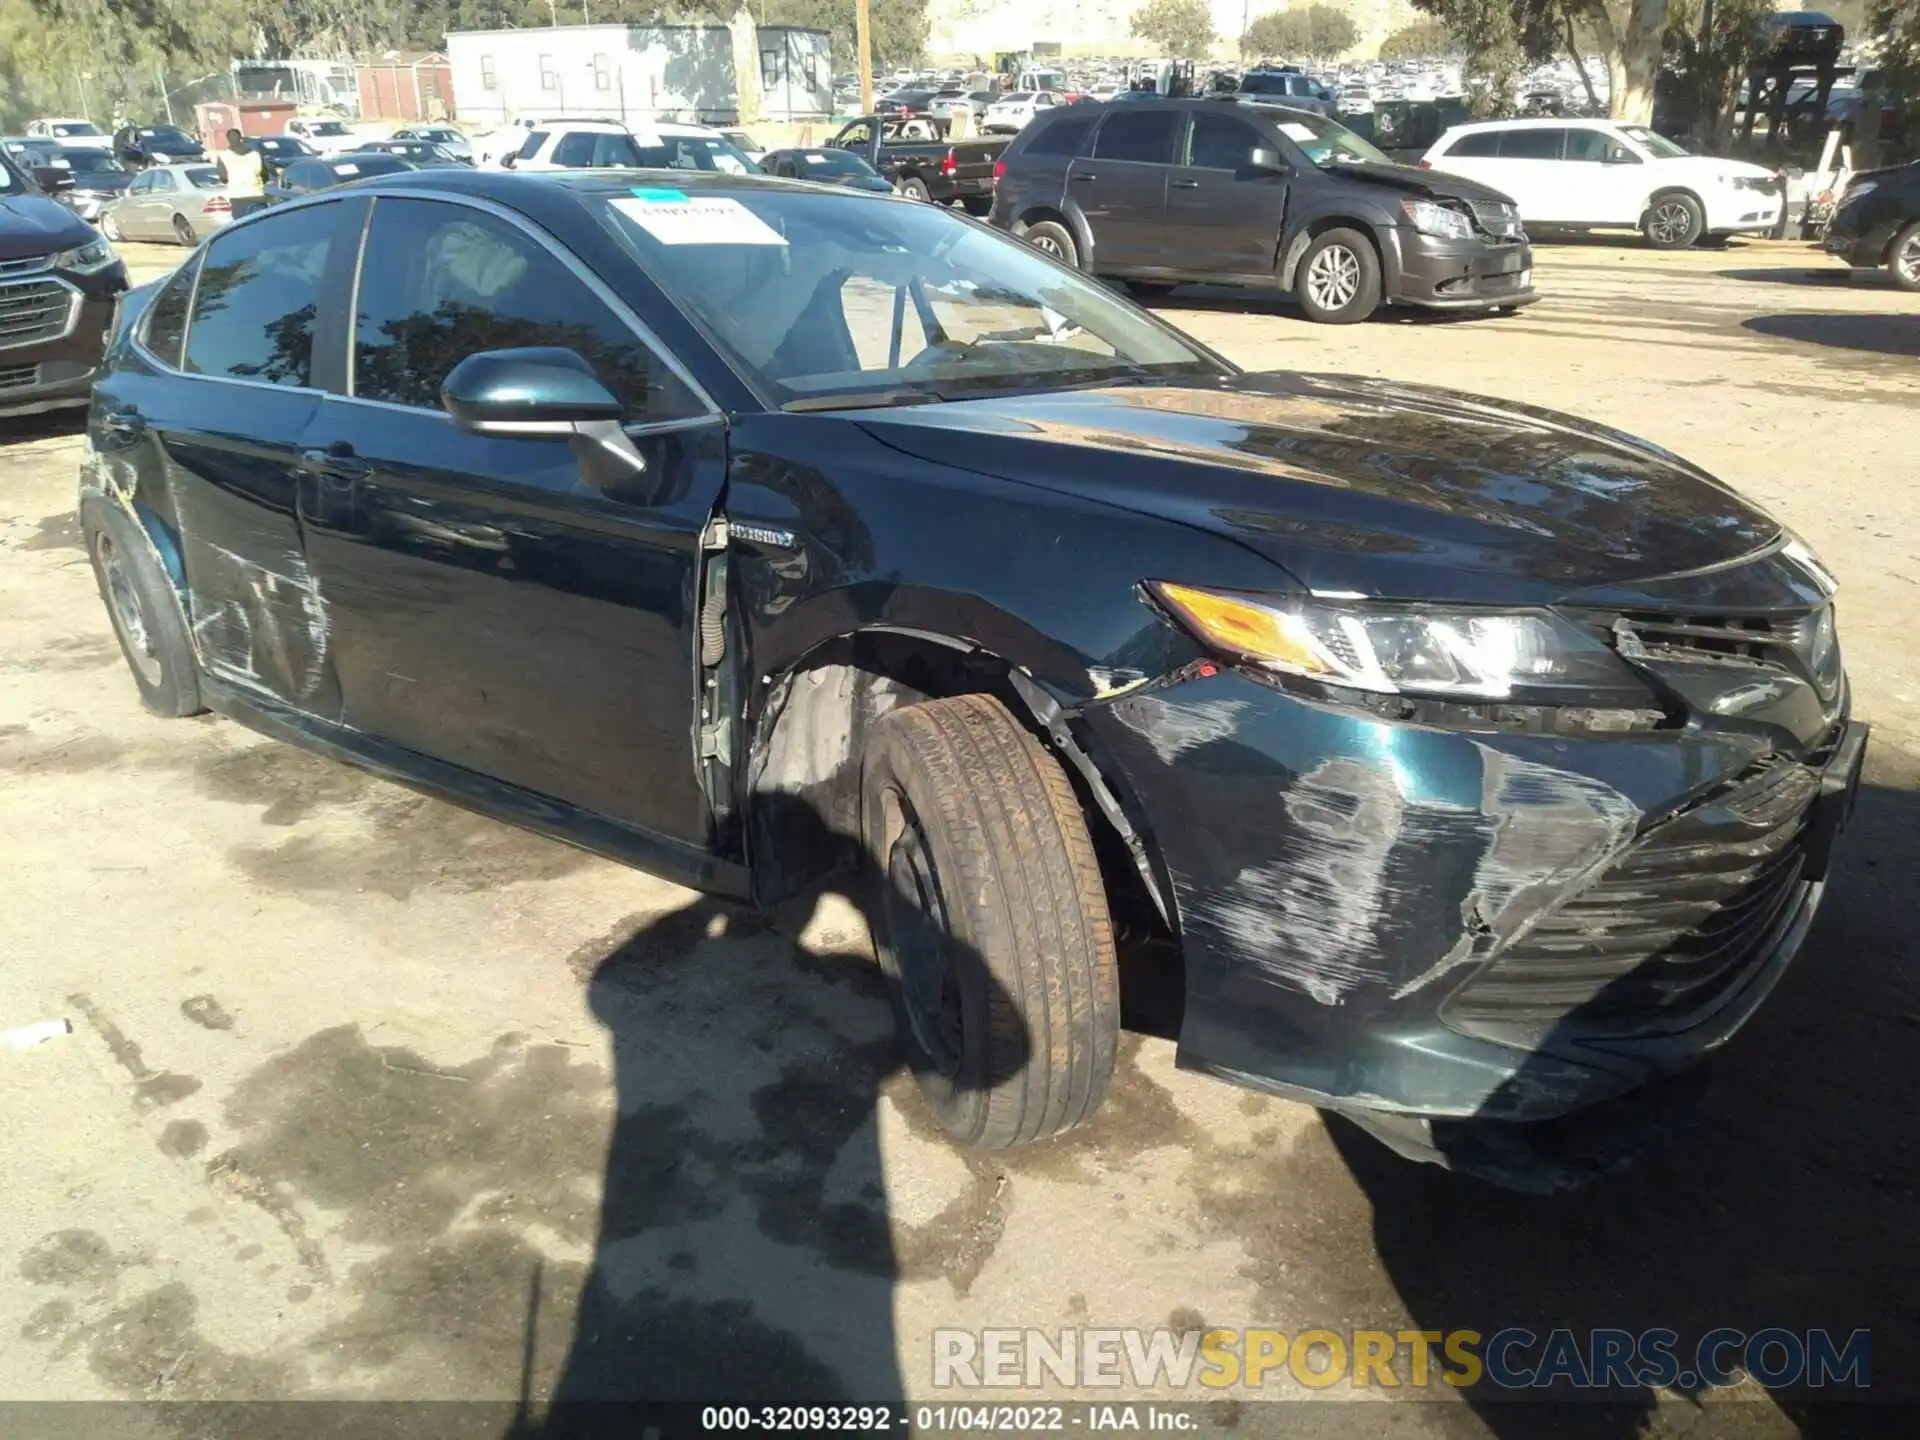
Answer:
[
  {"left": 499, "top": 152, "right": 517, "bottom": 169},
  {"left": 1248, "top": 147, "right": 1287, "bottom": 174},
  {"left": 442, "top": 348, "right": 648, "bottom": 490}
]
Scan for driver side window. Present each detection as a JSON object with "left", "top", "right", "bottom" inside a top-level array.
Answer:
[{"left": 350, "top": 197, "right": 701, "bottom": 422}]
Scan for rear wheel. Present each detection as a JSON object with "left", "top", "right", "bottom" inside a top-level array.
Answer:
[
  {"left": 861, "top": 694, "right": 1119, "bottom": 1148},
  {"left": 81, "top": 498, "right": 203, "bottom": 718},
  {"left": 1022, "top": 220, "right": 1078, "bottom": 268},
  {"left": 1295, "top": 227, "right": 1381, "bottom": 323},
  {"left": 171, "top": 213, "right": 195, "bottom": 246},
  {"left": 101, "top": 211, "right": 123, "bottom": 242},
  {"left": 1890, "top": 222, "right": 1920, "bottom": 293},
  {"left": 895, "top": 176, "right": 932, "bottom": 203},
  {"left": 1642, "top": 192, "right": 1704, "bottom": 250}
]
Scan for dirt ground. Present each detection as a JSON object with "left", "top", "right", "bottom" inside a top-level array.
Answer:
[{"left": 1, "top": 235, "right": 1915, "bottom": 1434}]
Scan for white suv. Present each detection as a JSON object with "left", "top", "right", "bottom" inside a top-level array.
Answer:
[
  {"left": 1423, "top": 119, "right": 1781, "bottom": 249},
  {"left": 507, "top": 121, "right": 757, "bottom": 174}
]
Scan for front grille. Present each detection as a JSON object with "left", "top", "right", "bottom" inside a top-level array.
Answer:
[
  {"left": 1613, "top": 606, "right": 1841, "bottom": 703},
  {"left": 1446, "top": 759, "right": 1820, "bottom": 1039},
  {"left": 0, "top": 362, "right": 38, "bottom": 390},
  {"left": 0, "top": 254, "right": 55, "bottom": 279},
  {"left": 0, "top": 278, "right": 76, "bottom": 349},
  {"left": 1468, "top": 199, "right": 1525, "bottom": 242}
]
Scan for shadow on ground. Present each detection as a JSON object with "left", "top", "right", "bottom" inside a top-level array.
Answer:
[
  {"left": 1743, "top": 313, "right": 1920, "bottom": 357},
  {"left": 1334, "top": 754, "right": 1920, "bottom": 1429},
  {"left": 527, "top": 798, "right": 1033, "bottom": 1435},
  {"left": 1717, "top": 266, "right": 1859, "bottom": 288}
]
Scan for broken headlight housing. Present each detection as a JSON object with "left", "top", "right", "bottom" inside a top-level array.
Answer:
[{"left": 1150, "top": 582, "right": 1656, "bottom": 708}]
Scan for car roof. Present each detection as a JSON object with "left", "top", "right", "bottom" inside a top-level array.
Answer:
[{"left": 1444, "top": 117, "right": 1625, "bottom": 132}]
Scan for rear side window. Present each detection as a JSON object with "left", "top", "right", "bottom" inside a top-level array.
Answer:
[
  {"left": 1499, "top": 128, "right": 1565, "bottom": 159},
  {"left": 1563, "top": 129, "right": 1635, "bottom": 163},
  {"left": 185, "top": 200, "right": 339, "bottom": 387},
  {"left": 140, "top": 251, "right": 202, "bottom": 368},
  {"left": 1444, "top": 131, "right": 1502, "bottom": 158},
  {"left": 350, "top": 197, "right": 702, "bottom": 422},
  {"left": 1024, "top": 113, "right": 1095, "bottom": 158},
  {"left": 1093, "top": 110, "right": 1178, "bottom": 164}
]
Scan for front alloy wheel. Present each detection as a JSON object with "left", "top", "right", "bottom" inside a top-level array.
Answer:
[
  {"left": 1306, "top": 244, "right": 1362, "bottom": 312},
  {"left": 1891, "top": 222, "right": 1920, "bottom": 293}
]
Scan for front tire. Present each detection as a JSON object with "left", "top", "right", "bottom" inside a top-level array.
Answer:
[
  {"left": 1022, "top": 220, "right": 1079, "bottom": 268},
  {"left": 1890, "top": 221, "right": 1920, "bottom": 293},
  {"left": 861, "top": 694, "right": 1119, "bottom": 1148},
  {"left": 1642, "top": 192, "right": 1705, "bottom": 250},
  {"left": 1295, "top": 227, "right": 1382, "bottom": 323},
  {"left": 101, "top": 212, "right": 123, "bottom": 242},
  {"left": 81, "top": 498, "right": 204, "bottom": 718}
]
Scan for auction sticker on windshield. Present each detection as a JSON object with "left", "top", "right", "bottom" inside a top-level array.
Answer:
[
  {"left": 1278, "top": 122, "right": 1318, "bottom": 143},
  {"left": 610, "top": 194, "right": 787, "bottom": 246}
]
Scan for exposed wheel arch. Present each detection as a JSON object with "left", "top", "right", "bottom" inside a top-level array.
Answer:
[
  {"left": 1278, "top": 215, "right": 1389, "bottom": 294},
  {"left": 744, "top": 627, "right": 1175, "bottom": 934}
]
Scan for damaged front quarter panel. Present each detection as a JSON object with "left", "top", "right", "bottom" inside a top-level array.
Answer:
[{"left": 1078, "top": 665, "right": 1776, "bottom": 1126}]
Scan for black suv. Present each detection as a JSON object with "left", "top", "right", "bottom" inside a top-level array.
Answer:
[
  {"left": 1823, "top": 159, "right": 1919, "bottom": 291},
  {"left": 113, "top": 124, "right": 208, "bottom": 169},
  {"left": 989, "top": 97, "right": 1536, "bottom": 323},
  {"left": 0, "top": 149, "right": 128, "bottom": 419}
]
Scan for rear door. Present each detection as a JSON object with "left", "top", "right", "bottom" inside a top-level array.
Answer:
[
  {"left": 1426, "top": 127, "right": 1504, "bottom": 192},
  {"left": 135, "top": 198, "right": 358, "bottom": 711},
  {"left": 116, "top": 171, "right": 155, "bottom": 238},
  {"left": 296, "top": 193, "right": 728, "bottom": 849},
  {"left": 1164, "top": 109, "right": 1289, "bottom": 278},
  {"left": 1069, "top": 107, "right": 1180, "bottom": 272}
]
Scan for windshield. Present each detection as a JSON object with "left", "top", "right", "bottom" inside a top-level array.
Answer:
[
  {"left": 598, "top": 187, "right": 1223, "bottom": 406},
  {"left": 185, "top": 166, "right": 223, "bottom": 189},
  {"left": 52, "top": 122, "right": 102, "bottom": 136},
  {"left": 139, "top": 128, "right": 195, "bottom": 147},
  {"left": 632, "top": 135, "right": 759, "bottom": 174},
  {"left": 309, "top": 121, "right": 350, "bottom": 137},
  {"left": 66, "top": 150, "right": 126, "bottom": 174},
  {"left": 1263, "top": 109, "right": 1391, "bottom": 167},
  {"left": 1238, "top": 74, "right": 1291, "bottom": 95},
  {"left": 1619, "top": 125, "right": 1688, "bottom": 159},
  {"left": 333, "top": 156, "right": 410, "bottom": 178}
]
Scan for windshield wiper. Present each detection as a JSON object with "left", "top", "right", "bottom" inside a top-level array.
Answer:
[{"left": 781, "top": 389, "right": 947, "bottom": 413}]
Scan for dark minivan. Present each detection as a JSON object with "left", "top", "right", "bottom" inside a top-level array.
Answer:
[{"left": 989, "top": 97, "right": 1535, "bottom": 323}]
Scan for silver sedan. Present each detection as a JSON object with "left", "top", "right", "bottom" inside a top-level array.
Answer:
[{"left": 100, "top": 163, "right": 236, "bottom": 245}]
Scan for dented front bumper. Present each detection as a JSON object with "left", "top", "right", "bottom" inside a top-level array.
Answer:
[{"left": 1080, "top": 667, "right": 1865, "bottom": 1185}]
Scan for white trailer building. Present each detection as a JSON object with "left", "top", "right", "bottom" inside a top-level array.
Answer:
[{"left": 446, "top": 23, "right": 832, "bottom": 129}]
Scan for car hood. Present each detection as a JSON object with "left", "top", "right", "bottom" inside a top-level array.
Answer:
[
  {"left": 1326, "top": 160, "right": 1517, "bottom": 206},
  {"left": 0, "top": 192, "right": 96, "bottom": 258},
  {"left": 854, "top": 372, "right": 1781, "bottom": 605}
]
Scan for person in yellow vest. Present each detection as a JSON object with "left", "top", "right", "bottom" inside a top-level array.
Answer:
[{"left": 217, "top": 129, "right": 267, "bottom": 218}]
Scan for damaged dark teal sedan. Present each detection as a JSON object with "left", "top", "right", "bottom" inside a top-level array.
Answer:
[{"left": 78, "top": 170, "right": 1865, "bottom": 1190}]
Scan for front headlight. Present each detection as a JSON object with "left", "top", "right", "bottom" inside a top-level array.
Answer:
[
  {"left": 1401, "top": 197, "right": 1474, "bottom": 240},
  {"left": 52, "top": 237, "right": 118, "bottom": 274},
  {"left": 1150, "top": 582, "right": 1655, "bottom": 706}
]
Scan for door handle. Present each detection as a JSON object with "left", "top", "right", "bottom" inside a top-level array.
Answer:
[
  {"left": 1071, "top": 171, "right": 1097, "bottom": 181},
  {"left": 1171, "top": 179, "right": 1200, "bottom": 189}
]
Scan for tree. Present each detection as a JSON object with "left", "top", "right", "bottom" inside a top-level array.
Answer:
[
  {"left": 1411, "top": 0, "right": 1673, "bottom": 123},
  {"left": 1379, "top": 18, "right": 1460, "bottom": 59},
  {"left": 1246, "top": 6, "right": 1359, "bottom": 64},
  {"left": 1130, "top": 0, "right": 1215, "bottom": 60}
]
